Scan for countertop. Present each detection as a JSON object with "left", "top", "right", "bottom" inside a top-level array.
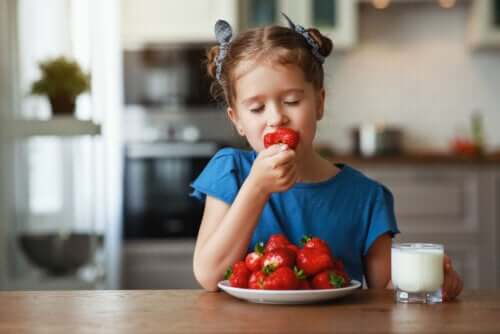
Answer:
[
  {"left": 0, "top": 289, "right": 499, "bottom": 333},
  {"left": 326, "top": 152, "right": 500, "bottom": 166}
]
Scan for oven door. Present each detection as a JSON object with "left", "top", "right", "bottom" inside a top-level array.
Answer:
[{"left": 123, "top": 142, "right": 218, "bottom": 239}]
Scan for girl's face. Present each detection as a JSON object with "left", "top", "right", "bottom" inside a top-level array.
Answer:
[{"left": 227, "top": 60, "right": 325, "bottom": 154}]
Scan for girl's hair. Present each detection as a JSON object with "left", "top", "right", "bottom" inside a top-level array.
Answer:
[{"left": 206, "top": 25, "right": 333, "bottom": 107}]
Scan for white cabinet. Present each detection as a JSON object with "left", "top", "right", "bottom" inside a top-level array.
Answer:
[
  {"left": 468, "top": 0, "right": 500, "bottom": 48},
  {"left": 121, "top": 1, "right": 357, "bottom": 50},
  {"left": 239, "top": 0, "right": 358, "bottom": 49},
  {"left": 354, "top": 164, "right": 500, "bottom": 289},
  {"left": 121, "top": 0, "right": 238, "bottom": 49}
]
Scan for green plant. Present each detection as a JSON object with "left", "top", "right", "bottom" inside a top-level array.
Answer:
[{"left": 30, "top": 56, "right": 90, "bottom": 98}]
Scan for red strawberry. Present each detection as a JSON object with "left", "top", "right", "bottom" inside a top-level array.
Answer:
[
  {"left": 294, "top": 267, "right": 311, "bottom": 290},
  {"left": 301, "top": 235, "right": 333, "bottom": 256},
  {"left": 296, "top": 247, "right": 334, "bottom": 276},
  {"left": 263, "top": 128, "right": 300, "bottom": 150},
  {"left": 311, "top": 270, "right": 351, "bottom": 289},
  {"left": 248, "top": 271, "right": 266, "bottom": 289},
  {"left": 263, "top": 267, "right": 299, "bottom": 290},
  {"left": 333, "top": 259, "right": 345, "bottom": 272},
  {"left": 298, "top": 279, "right": 312, "bottom": 290},
  {"left": 264, "top": 234, "right": 290, "bottom": 253},
  {"left": 262, "top": 248, "right": 296, "bottom": 272},
  {"left": 225, "top": 261, "right": 251, "bottom": 288},
  {"left": 286, "top": 243, "right": 300, "bottom": 256},
  {"left": 245, "top": 242, "right": 264, "bottom": 272}
]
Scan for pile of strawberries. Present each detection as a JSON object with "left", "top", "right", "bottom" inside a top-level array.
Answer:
[{"left": 224, "top": 234, "right": 350, "bottom": 290}]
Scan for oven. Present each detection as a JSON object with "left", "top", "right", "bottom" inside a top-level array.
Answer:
[{"left": 123, "top": 141, "right": 218, "bottom": 239}]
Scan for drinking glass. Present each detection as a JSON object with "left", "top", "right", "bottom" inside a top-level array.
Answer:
[{"left": 391, "top": 243, "right": 444, "bottom": 304}]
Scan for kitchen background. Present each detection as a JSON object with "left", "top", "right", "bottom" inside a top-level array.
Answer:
[{"left": 0, "top": 0, "right": 499, "bottom": 290}]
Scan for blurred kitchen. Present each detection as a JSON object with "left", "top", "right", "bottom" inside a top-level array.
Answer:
[{"left": 0, "top": 0, "right": 499, "bottom": 291}]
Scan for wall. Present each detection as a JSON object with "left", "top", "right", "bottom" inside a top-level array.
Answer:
[
  {"left": 318, "top": 2, "right": 500, "bottom": 154},
  {"left": 0, "top": 0, "right": 18, "bottom": 289}
]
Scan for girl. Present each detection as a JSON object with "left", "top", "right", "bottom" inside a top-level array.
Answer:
[{"left": 190, "top": 15, "right": 463, "bottom": 300}]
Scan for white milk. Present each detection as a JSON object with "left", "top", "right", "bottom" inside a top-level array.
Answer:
[{"left": 391, "top": 244, "right": 444, "bottom": 293}]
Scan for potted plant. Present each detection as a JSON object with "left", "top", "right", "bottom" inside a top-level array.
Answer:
[{"left": 30, "top": 56, "right": 91, "bottom": 116}]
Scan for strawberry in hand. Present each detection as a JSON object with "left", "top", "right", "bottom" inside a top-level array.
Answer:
[{"left": 263, "top": 128, "right": 300, "bottom": 150}]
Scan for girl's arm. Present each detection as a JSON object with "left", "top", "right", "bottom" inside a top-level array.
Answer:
[
  {"left": 363, "top": 233, "right": 393, "bottom": 289},
  {"left": 193, "top": 180, "right": 269, "bottom": 291},
  {"left": 193, "top": 145, "right": 296, "bottom": 291}
]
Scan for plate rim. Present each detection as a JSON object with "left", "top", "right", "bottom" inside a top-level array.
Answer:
[{"left": 218, "top": 279, "right": 362, "bottom": 295}]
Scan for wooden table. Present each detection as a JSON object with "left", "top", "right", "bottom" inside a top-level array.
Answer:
[{"left": 0, "top": 289, "right": 499, "bottom": 333}]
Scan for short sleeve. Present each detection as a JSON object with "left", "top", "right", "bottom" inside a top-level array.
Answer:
[
  {"left": 363, "top": 185, "right": 400, "bottom": 256},
  {"left": 190, "top": 148, "right": 241, "bottom": 205}
]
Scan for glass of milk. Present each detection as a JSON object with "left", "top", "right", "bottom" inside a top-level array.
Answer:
[{"left": 391, "top": 243, "right": 444, "bottom": 304}]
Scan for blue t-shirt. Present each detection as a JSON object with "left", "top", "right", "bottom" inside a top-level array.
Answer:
[{"left": 190, "top": 147, "right": 400, "bottom": 283}]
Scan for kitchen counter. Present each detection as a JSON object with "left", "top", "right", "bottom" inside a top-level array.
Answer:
[
  {"left": 0, "top": 289, "right": 499, "bottom": 333},
  {"left": 328, "top": 152, "right": 500, "bottom": 166}
]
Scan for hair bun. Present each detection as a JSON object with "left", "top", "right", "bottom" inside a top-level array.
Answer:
[
  {"left": 206, "top": 46, "right": 220, "bottom": 80},
  {"left": 307, "top": 28, "right": 333, "bottom": 58}
]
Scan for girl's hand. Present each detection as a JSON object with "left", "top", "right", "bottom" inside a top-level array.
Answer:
[
  {"left": 248, "top": 144, "right": 297, "bottom": 194},
  {"left": 442, "top": 254, "right": 463, "bottom": 302}
]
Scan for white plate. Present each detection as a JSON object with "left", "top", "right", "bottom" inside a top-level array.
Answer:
[{"left": 217, "top": 280, "right": 362, "bottom": 304}]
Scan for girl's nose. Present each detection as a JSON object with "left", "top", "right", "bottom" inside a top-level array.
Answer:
[{"left": 266, "top": 105, "right": 288, "bottom": 127}]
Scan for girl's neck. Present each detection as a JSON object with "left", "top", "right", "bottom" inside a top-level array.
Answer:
[{"left": 295, "top": 149, "right": 339, "bottom": 183}]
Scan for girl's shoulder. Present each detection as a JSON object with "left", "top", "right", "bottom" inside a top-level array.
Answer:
[
  {"left": 213, "top": 146, "right": 255, "bottom": 159},
  {"left": 207, "top": 147, "right": 256, "bottom": 173},
  {"left": 335, "top": 164, "right": 394, "bottom": 200}
]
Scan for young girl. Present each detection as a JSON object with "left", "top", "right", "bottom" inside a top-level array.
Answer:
[{"left": 190, "top": 15, "right": 463, "bottom": 300}]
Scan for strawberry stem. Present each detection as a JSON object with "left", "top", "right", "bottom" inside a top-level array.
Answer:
[
  {"left": 224, "top": 266, "right": 232, "bottom": 280},
  {"left": 255, "top": 242, "right": 264, "bottom": 255},
  {"left": 300, "top": 235, "right": 312, "bottom": 246}
]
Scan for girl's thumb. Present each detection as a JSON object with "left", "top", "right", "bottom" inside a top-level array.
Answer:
[
  {"left": 263, "top": 143, "right": 288, "bottom": 157},
  {"left": 443, "top": 255, "right": 452, "bottom": 272}
]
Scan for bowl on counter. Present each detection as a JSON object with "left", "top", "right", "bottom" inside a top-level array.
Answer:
[
  {"left": 351, "top": 124, "right": 403, "bottom": 157},
  {"left": 18, "top": 232, "right": 101, "bottom": 276}
]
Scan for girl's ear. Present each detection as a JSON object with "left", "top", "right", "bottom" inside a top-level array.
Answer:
[
  {"left": 316, "top": 88, "right": 326, "bottom": 121},
  {"left": 227, "top": 107, "right": 245, "bottom": 136}
]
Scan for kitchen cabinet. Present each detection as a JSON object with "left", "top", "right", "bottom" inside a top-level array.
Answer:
[
  {"left": 122, "top": 240, "right": 199, "bottom": 289},
  {"left": 121, "top": 0, "right": 238, "bottom": 49},
  {"left": 468, "top": 0, "right": 500, "bottom": 48},
  {"left": 121, "top": 0, "right": 357, "bottom": 50},
  {"left": 239, "top": 0, "right": 358, "bottom": 49},
  {"left": 353, "top": 164, "right": 500, "bottom": 289}
]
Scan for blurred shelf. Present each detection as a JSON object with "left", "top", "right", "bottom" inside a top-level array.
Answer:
[
  {"left": 328, "top": 152, "right": 500, "bottom": 166},
  {"left": 12, "top": 117, "right": 101, "bottom": 137}
]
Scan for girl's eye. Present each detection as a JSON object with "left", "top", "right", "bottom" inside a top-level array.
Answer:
[
  {"left": 250, "top": 106, "right": 264, "bottom": 113},
  {"left": 284, "top": 100, "right": 299, "bottom": 106}
]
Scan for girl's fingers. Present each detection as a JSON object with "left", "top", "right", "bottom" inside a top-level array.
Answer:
[
  {"left": 279, "top": 162, "right": 297, "bottom": 185},
  {"left": 448, "top": 277, "right": 459, "bottom": 300},
  {"left": 443, "top": 255, "right": 452, "bottom": 273},
  {"left": 261, "top": 144, "right": 288, "bottom": 158},
  {"left": 442, "top": 278, "right": 451, "bottom": 301},
  {"left": 270, "top": 149, "right": 296, "bottom": 168}
]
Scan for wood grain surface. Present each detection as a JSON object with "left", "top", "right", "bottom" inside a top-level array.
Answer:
[{"left": 0, "top": 289, "right": 499, "bottom": 333}]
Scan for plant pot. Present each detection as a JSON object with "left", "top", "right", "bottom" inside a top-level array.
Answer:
[
  {"left": 49, "top": 95, "right": 76, "bottom": 115},
  {"left": 18, "top": 232, "right": 102, "bottom": 276}
]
